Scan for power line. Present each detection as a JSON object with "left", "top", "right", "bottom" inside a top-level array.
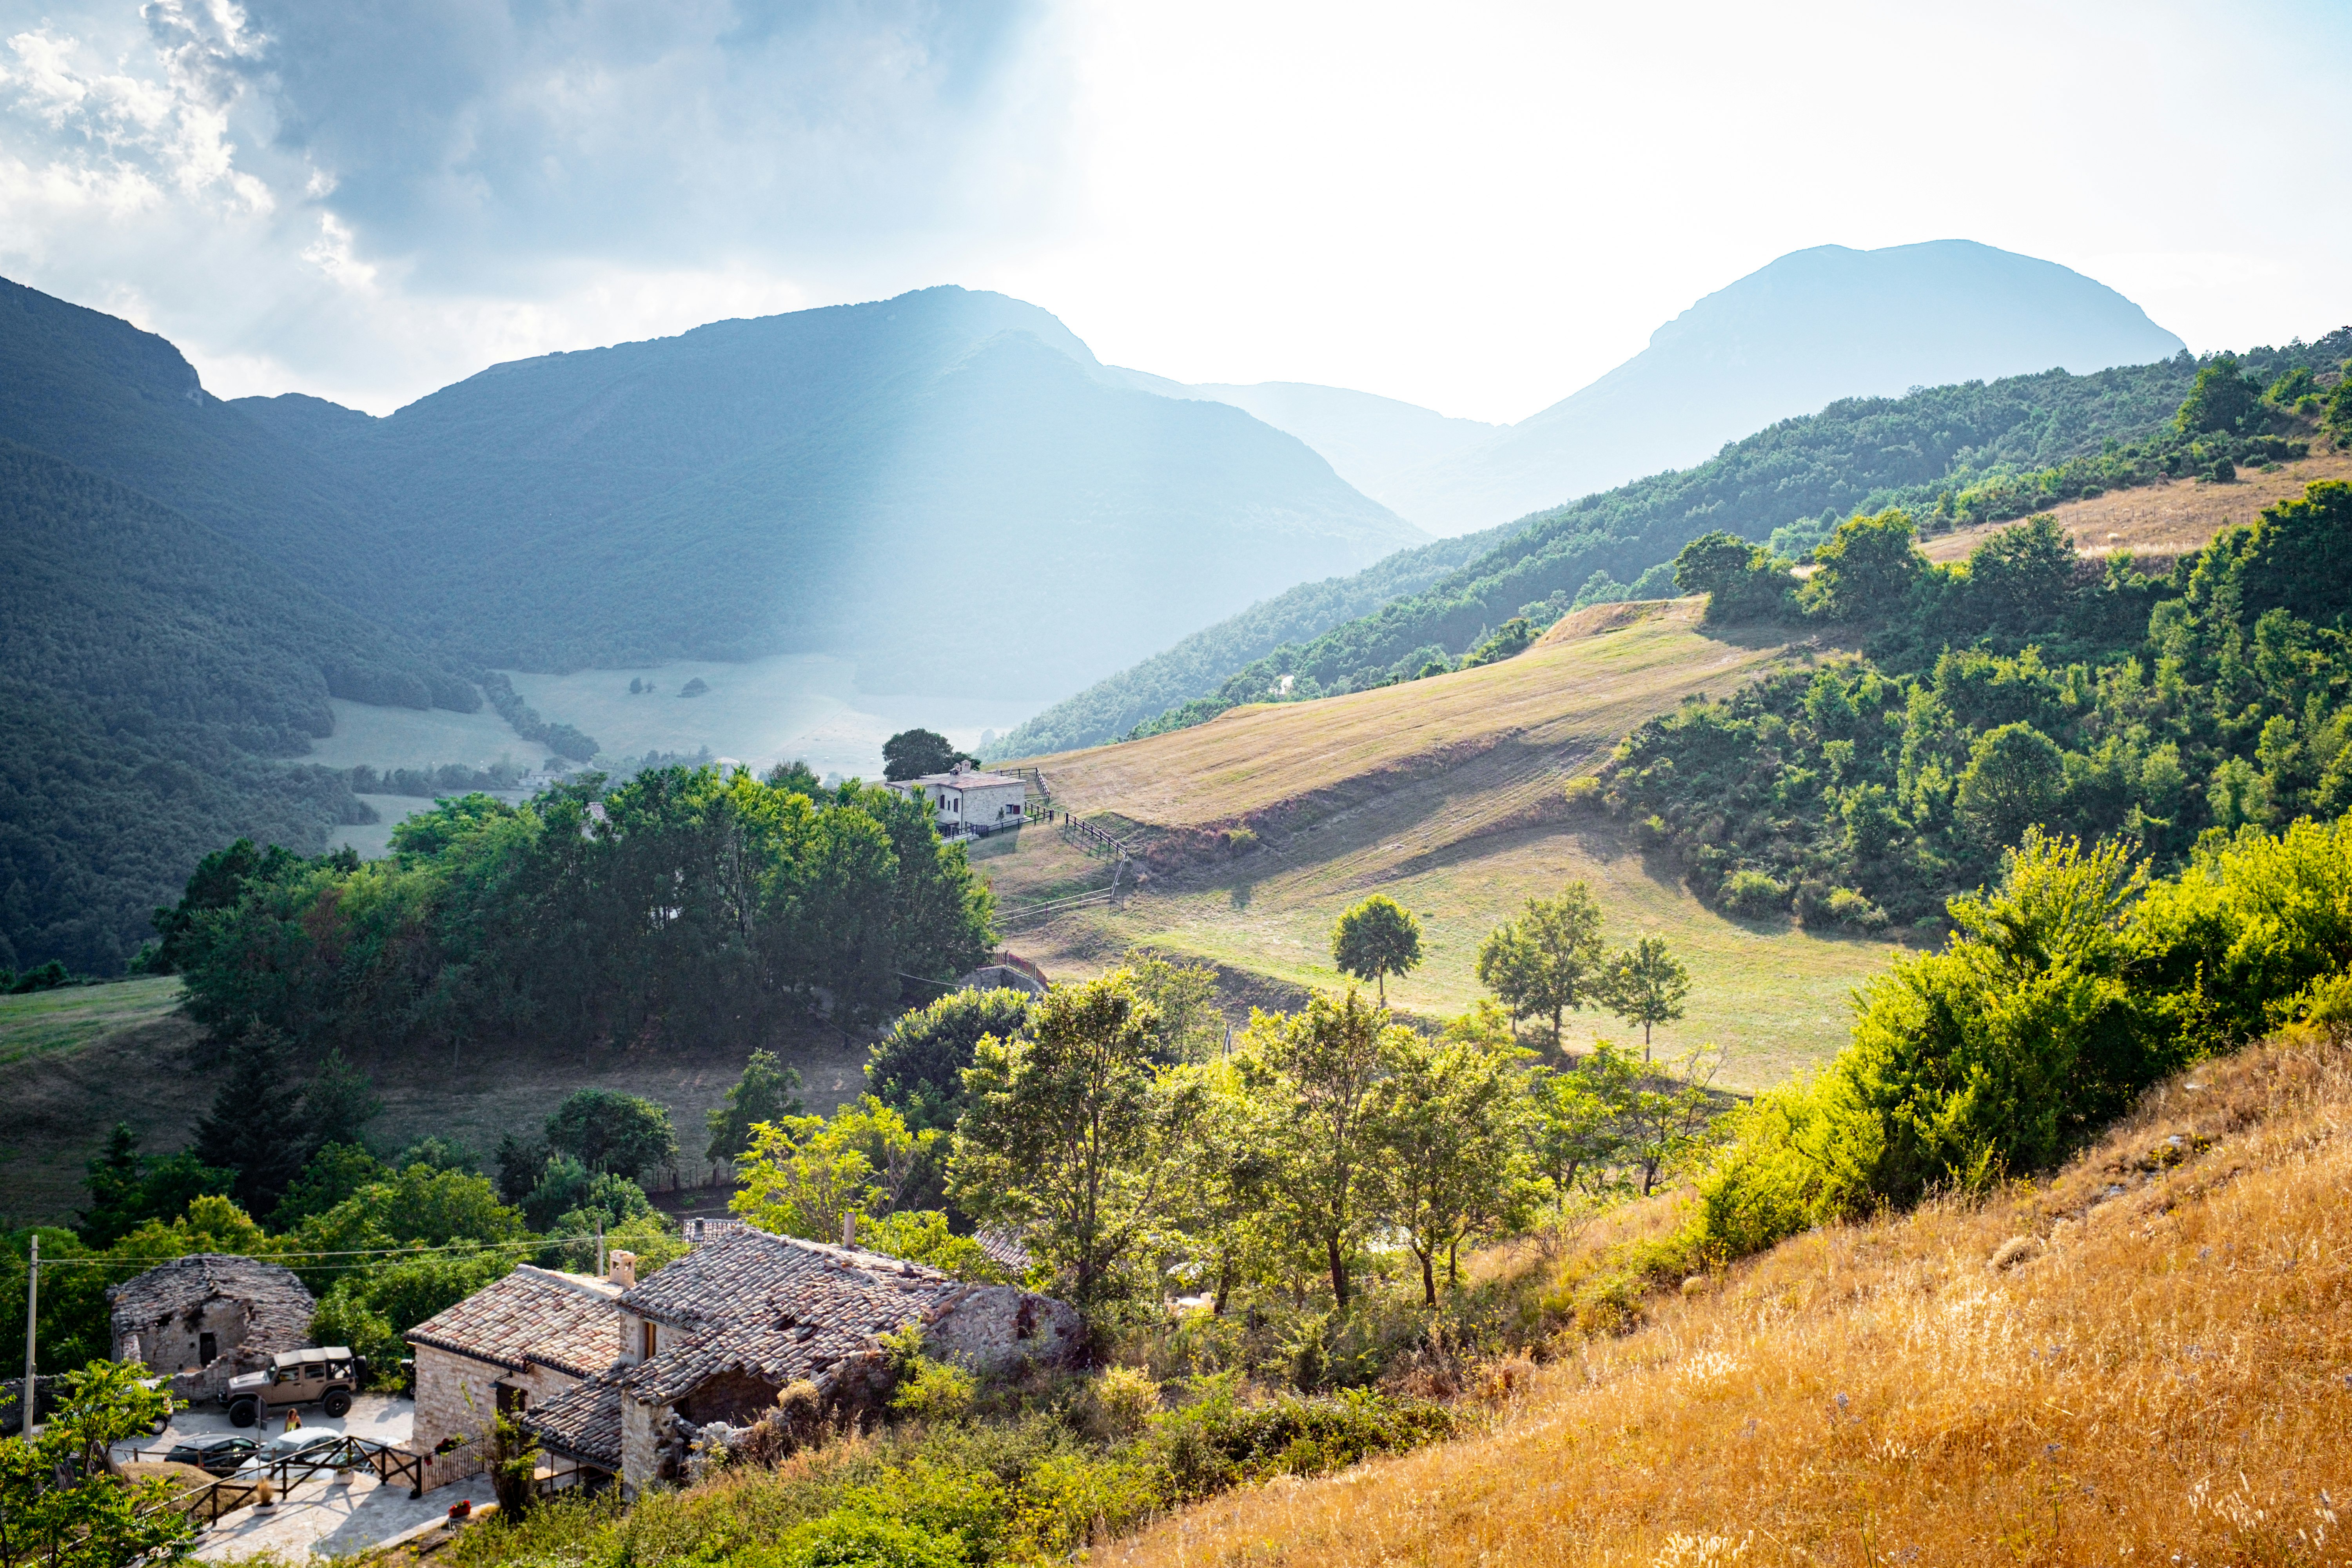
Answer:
[{"left": 22, "top": 1232, "right": 610, "bottom": 1271}]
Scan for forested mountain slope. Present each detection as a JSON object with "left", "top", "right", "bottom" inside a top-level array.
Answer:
[
  {"left": 0, "top": 441, "right": 470, "bottom": 974},
  {"left": 981, "top": 517, "right": 1518, "bottom": 759},
  {"left": 1379, "top": 240, "right": 2188, "bottom": 533},
  {"left": 0, "top": 278, "right": 392, "bottom": 601},
  {"left": 0, "top": 278, "right": 1421, "bottom": 697},
  {"left": 1035, "top": 331, "right": 2350, "bottom": 745},
  {"left": 234, "top": 285, "right": 1422, "bottom": 691}
]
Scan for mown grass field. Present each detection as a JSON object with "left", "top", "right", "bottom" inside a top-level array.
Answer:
[
  {"left": 1920, "top": 443, "right": 2352, "bottom": 566},
  {"left": 1099, "top": 1029, "right": 2352, "bottom": 1568},
  {"left": 992, "top": 601, "right": 1898, "bottom": 1090},
  {"left": 0, "top": 975, "right": 182, "bottom": 1066}
]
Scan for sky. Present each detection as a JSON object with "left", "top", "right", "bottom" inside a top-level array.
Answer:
[{"left": 2, "top": 0, "right": 2347, "bottom": 423}]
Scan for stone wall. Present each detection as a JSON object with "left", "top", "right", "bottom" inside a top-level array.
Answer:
[
  {"left": 677, "top": 1370, "right": 782, "bottom": 1427},
  {"left": 620, "top": 1394, "right": 664, "bottom": 1497},
  {"left": 127, "top": 1297, "right": 251, "bottom": 1379},
  {"left": 412, "top": 1347, "right": 584, "bottom": 1490},
  {"left": 926, "top": 1286, "right": 1083, "bottom": 1373}
]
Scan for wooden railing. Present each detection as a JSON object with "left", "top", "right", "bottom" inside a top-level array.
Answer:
[{"left": 123, "top": 1432, "right": 431, "bottom": 1531}]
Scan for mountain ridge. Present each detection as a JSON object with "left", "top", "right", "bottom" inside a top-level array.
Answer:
[{"left": 1377, "top": 240, "right": 2188, "bottom": 532}]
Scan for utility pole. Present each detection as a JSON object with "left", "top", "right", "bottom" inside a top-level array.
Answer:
[
  {"left": 20, "top": 1233, "right": 35, "bottom": 1437},
  {"left": 595, "top": 1218, "right": 606, "bottom": 1279}
]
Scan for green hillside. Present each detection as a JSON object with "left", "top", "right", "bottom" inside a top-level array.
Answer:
[
  {"left": 980, "top": 518, "right": 1518, "bottom": 759},
  {"left": 231, "top": 287, "right": 1421, "bottom": 691},
  {"left": 0, "top": 441, "right": 470, "bottom": 973},
  {"left": 1043, "top": 330, "right": 2351, "bottom": 746},
  {"left": 0, "top": 278, "right": 390, "bottom": 599},
  {"left": 1, "top": 277, "right": 1421, "bottom": 699}
]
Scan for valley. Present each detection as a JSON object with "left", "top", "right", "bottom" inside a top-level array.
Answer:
[{"left": 981, "top": 601, "right": 1901, "bottom": 1087}]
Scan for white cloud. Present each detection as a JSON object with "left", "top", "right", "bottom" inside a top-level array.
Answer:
[{"left": 0, "top": 0, "right": 2347, "bottom": 421}]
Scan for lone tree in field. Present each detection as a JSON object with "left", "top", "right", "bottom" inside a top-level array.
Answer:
[
  {"left": 882, "top": 728, "right": 974, "bottom": 781},
  {"left": 1601, "top": 935, "right": 1690, "bottom": 1062},
  {"left": 544, "top": 1088, "right": 678, "bottom": 1180},
  {"left": 1332, "top": 894, "right": 1424, "bottom": 1004},
  {"left": 1474, "top": 882, "right": 1608, "bottom": 1054}
]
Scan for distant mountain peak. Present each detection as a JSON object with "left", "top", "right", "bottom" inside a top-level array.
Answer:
[{"left": 1172, "top": 240, "right": 2185, "bottom": 537}]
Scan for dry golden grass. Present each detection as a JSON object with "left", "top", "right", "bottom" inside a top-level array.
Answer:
[
  {"left": 1101, "top": 1031, "right": 2352, "bottom": 1567},
  {"left": 1014, "top": 599, "right": 1777, "bottom": 829},
  {"left": 1918, "top": 447, "right": 2352, "bottom": 566}
]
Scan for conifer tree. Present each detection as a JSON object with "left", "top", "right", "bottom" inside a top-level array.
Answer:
[{"left": 192, "top": 1031, "right": 312, "bottom": 1217}]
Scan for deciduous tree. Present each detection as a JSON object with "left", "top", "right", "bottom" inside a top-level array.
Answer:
[
  {"left": 1235, "top": 989, "right": 1402, "bottom": 1308},
  {"left": 1370, "top": 1031, "right": 1532, "bottom": 1304},
  {"left": 1331, "top": 895, "right": 1424, "bottom": 1004},
  {"left": 1475, "top": 883, "right": 1608, "bottom": 1054},
  {"left": 0, "top": 1361, "right": 190, "bottom": 1568},
  {"left": 705, "top": 1049, "right": 806, "bottom": 1166},
  {"left": 544, "top": 1089, "right": 677, "bottom": 1180},
  {"left": 881, "top": 729, "right": 972, "bottom": 782},
  {"left": 1601, "top": 936, "right": 1691, "bottom": 1062},
  {"left": 949, "top": 972, "right": 1197, "bottom": 1308}
]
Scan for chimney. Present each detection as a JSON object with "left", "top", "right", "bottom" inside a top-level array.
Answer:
[
  {"left": 607, "top": 1250, "right": 638, "bottom": 1289},
  {"left": 842, "top": 1212, "right": 857, "bottom": 1248}
]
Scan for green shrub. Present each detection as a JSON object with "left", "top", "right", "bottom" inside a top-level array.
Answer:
[
  {"left": 766, "top": 1509, "right": 969, "bottom": 1568},
  {"left": 1147, "top": 1388, "right": 1456, "bottom": 1502},
  {"left": 1718, "top": 870, "right": 1788, "bottom": 915},
  {"left": 889, "top": 1358, "right": 976, "bottom": 1425},
  {"left": 1823, "top": 887, "right": 1887, "bottom": 930}
]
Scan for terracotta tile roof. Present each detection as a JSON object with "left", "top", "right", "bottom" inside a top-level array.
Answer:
[
  {"left": 619, "top": 1228, "right": 952, "bottom": 1334},
  {"left": 972, "top": 1225, "right": 1032, "bottom": 1276},
  {"left": 407, "top": 1266, "right": 622, "bottom": 1378},
  {"left": 107, "top": 1254, "right": 313, "bottom": 1359},
  {"left": 521, "top": 1368, "right": 625, "bottom": 1470},
  {"left": 621, "top": 1319, "right": 881, "bottom": 1405}
]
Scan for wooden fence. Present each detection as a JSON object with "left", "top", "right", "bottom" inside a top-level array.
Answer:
[{"left": 120, "top": 1431, "right": 431, "bottom": 1533}]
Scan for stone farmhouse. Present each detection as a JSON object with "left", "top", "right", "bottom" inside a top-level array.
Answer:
[
  {"left": 108, "top": 1254, "right": 316, "bottom": 1403},
  {"left": 885, "top": 761, "right": 1028, "bottom": 840},
  {"left": 410, "top": 1227, "right": 1079, "bottom": 1495},
  {"left": 405, "top": 1261, "right": 630, "bottom": 1490}
]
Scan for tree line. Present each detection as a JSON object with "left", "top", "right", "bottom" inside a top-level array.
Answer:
[
  {"left": 734, "top": 884, "right": 1713, "bottom": 1328},
  {"left": 1615, "top": 471, "right": 2352, "bottom": 930},
  {"left": 158, "top": 761, "right": 996, "bottom": 1061}
]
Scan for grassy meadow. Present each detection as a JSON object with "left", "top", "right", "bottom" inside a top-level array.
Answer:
[
  {"left": 0, "top": 975, "right": 181, "bottom": 1067},
  {"left": 1098, "top": 1029, "right": 2352, "bottom": 1568},
  {"left": 0, "top": 975, "right": 874, "bottom": 1226},
  {"left": 1918, "top": 442, "right": 2352, "bottom": 565},
  {"left": 990, "top": 601, "right": 1901, "bottom": 1090}
]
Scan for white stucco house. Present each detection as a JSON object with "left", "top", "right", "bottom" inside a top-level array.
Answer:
[{"left": 886, "top": 762, "right": 1028, "bottom": 839}]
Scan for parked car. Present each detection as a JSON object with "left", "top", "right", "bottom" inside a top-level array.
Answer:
[
  {"left": 225, "top": 1347, "right": 367, "bottom": 1428},
  {"left": 163, "top": 1434, "right": 262, "bottom": 1476},
  {"left": 234, "top": 1430, "right": 349, "bottom": 1482}
]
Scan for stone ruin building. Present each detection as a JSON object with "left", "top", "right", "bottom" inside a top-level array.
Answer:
[{"left": 108, "top": 1253, "right": 317, "bottom": 1403}]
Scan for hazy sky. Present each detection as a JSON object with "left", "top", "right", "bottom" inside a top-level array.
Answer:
[{"left": 4, "top": 0, "right": 2347, "bottom": 421}]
